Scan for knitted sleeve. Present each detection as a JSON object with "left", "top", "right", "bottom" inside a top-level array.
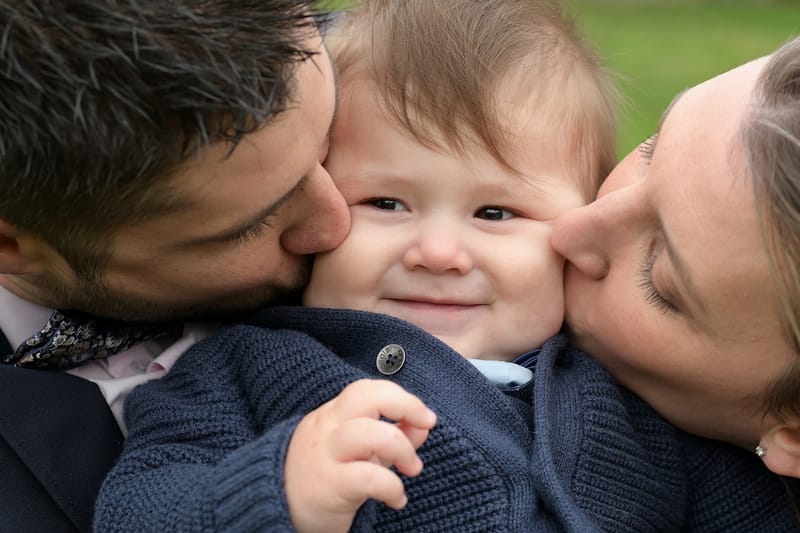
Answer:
[
  {"left": 93, "top": 325, "right": 371, "bottom": 532},
  {"left": 678, "top": 433, "right": 800, "bottom": 531}
]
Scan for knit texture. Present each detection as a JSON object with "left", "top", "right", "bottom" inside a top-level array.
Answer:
[{"left": 95, "top": 307, "right": 799, "bottom": 532}]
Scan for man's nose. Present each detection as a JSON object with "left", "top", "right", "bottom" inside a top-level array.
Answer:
[{"left": 280, "top": 163, "right": 351, "bottom": 255}]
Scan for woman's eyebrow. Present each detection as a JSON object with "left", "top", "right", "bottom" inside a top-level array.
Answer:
[
  {"left": 641, "top": 90, "right": 687, "bottom": 159},
  {"left": 653, "top": 89, "right": 688, "bottom": 140}
]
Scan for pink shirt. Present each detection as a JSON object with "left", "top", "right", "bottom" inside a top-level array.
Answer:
[{"left": 0, "top": 286, "right": 215, "bottom": 434}]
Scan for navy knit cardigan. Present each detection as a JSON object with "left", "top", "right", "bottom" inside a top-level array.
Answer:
[{"left": 95, "top": 307, "right": 798, "bottom": 531}]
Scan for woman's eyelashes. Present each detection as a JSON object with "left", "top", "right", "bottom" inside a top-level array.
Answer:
[
  {"left": 638, "top": 133, "right": 659, "bottom": 164},
  {"left": 637, "top": 243, "right": 678, "bottom": 314}
]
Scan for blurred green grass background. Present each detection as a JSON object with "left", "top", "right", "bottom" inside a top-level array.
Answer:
[
  {"left": 567, "top": 0, "right": 799, "bottom": 156},
  {"left": 322, "top": 1, "right": 800, "bottom": 158}
]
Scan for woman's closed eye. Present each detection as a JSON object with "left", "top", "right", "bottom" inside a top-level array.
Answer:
[{"left": 637, "top": 244, "right": 678, "bottom": 315}]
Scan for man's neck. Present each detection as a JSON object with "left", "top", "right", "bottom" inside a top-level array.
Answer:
[{"left": 0, "top": 274, "right": 53, "bottom": 309}]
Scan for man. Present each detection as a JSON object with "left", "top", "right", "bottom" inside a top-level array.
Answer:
[{"left": 0, "top": 1, "right": 349, "bottom": 531}]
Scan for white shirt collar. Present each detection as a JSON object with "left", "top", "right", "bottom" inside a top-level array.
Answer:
[{"left": 0, "top": 284, "right": 54, "bottom": 351}]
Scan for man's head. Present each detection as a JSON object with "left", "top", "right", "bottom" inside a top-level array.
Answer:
[
  {"left": 0, "top": 0, "right": 349, "bottom": 321},
  {"left": 304, "top": 0, "right": 617, "bottom": 360}
]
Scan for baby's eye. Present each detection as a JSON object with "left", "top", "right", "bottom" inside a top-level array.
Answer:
[
  {"left": 369, "top": 198, "right": 407, "bottom": 211},
  {"left": 475, "top": 206, "right": 514, "bottom": 221}
]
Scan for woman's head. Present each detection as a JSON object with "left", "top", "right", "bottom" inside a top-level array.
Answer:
[{"left": 551, "top": 36, "right": 800, "bottom": 477}]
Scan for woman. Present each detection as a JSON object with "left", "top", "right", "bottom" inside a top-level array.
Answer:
[{"left": 552, "top": 35, "right": 800, "bottom": 478}]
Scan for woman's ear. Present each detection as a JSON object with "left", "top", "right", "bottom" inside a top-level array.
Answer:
[
  {"left": 759, "top": 425, "right": 800, "bottom": 479},
  {"left": 0, "top": 219, "right": 50, "bottom": 275}
]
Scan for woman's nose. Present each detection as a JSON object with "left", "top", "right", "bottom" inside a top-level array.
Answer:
[
  {"left": 550, "top": 202, "right": 611, "bottom": 280},
  {"left": 551, "top": 147, "right": 646, "bottom": 280},
  {"left": 551, "top": 183, "right": 643, "bottom": 280}
]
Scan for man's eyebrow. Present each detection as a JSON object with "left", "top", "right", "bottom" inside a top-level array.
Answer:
[
  {"left": 196, "top": 49, "right": 338, "bottom": 246},
  {"left": 193, "top": 175, "right": 309, "bottom": 245},
  {"left": 310, "top": 41, "right": 339, "bottom": 143},
  {"left": 661, "top": 223, "right": 707, "bottom": 313},
  {"left": 326, "top": 44, "right": 340, "bottom": 143}
]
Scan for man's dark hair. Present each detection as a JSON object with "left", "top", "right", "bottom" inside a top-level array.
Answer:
[{"left": 0, "top": 0, "right": 324, "bottom": 277}]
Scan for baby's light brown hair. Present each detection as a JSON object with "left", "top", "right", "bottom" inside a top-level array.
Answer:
[{"left": 327, "top": 0, "right": 618, "bottom": 200}]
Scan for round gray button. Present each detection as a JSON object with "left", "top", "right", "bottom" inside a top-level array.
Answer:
[{"left": 376, "top": 344, "right": 405, "bottom": 375}]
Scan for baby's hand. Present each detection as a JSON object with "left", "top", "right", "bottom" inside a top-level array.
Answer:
[{"left": 284, "top": 379, "right": 437, "bottom": 533}]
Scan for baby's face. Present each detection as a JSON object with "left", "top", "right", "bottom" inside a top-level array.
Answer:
[{"left": 304, "top": 79, "right": 585, "bottom": 360}]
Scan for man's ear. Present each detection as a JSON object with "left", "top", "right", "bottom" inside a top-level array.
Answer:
[
  {"left": 0, "top": 219, "right": 50, "bottom": 275},
  {"left": 759, "top": 425, "right": 800, "bottom": 478}
]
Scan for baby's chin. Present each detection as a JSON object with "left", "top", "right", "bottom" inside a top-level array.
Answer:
[{"left": 429, "top": 334, "right": 524, "bottom": 363}]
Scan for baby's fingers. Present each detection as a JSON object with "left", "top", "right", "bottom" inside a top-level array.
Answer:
[
  {"left": 396, "top": 423, "right": 432, "bottom": 450},
  {"left": 333, "top": 417, "right": 424, "bottom": 477},
  {"left": 335, "top": 379, "right": 437, "bottom": 430},
  {"left": 338, "top": 461, "right": 409, "bottom": 510}
]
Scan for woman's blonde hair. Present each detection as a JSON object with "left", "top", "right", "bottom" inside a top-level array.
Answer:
[{"left": 745, "top": 36, "right": 800, "bottom": 420}]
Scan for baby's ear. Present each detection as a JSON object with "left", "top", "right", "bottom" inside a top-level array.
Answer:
[{"left": 760, "top": 425, "right": 800, "bottom": 479}]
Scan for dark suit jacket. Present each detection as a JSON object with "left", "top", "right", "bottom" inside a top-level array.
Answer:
[{"left": 0, "top": 328, "right": 124, "bottom": 532}]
